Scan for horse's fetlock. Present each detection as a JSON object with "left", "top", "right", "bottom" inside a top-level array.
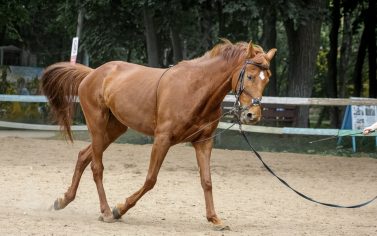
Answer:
[
  {"left": 207, "top": 214, "right": 221, "bottom": 224},
  {"left": 64, "top": 191, "right": 76, "bottom": 202},
  {"left": 125, "top": 199, "right": 136, "bottom": 209}
]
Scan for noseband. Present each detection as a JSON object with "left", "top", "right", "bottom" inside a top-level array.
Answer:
[{"left": 234, "top": 59, "right": 269, "bottom": 111}]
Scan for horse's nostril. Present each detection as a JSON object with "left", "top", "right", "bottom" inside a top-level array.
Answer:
[{"left": 246, "top": 113, "right": 253, "bottom": 119}]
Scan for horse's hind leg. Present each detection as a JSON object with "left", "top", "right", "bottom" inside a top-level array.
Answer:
[
  {"left": 54, "top": 144, "right": 92, "bottom": 210},
  {"left": 53, "top": 114, "right": 128, "bottom": 211}
]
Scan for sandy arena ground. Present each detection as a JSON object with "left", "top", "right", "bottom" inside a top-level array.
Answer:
[{"left": 0, "top": 134, "right": 377, "bottom": 235}]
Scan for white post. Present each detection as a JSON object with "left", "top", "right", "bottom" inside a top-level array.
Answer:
[{"left": 70, "top": 37, "right": 79, "bottom": 64}]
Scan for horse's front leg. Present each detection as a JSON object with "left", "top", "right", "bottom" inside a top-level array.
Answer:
[
  {"left": 112, "top": 134, "right": 171, "bottom": 219},
  {"left": 192, "top": 139, "right": 229, "bottom": 229}
]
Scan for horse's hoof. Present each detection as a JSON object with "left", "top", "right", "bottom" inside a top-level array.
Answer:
[
  {"left": 98, "top": 213, "right": 116, "bottom": 223},
  {"left": 53, "top": 198, "right": 63, "bottom": 210},
  {"left": 213, "top": 225, "right": 231, "bottom": 231},
  {"left": 112, "top": 207, "right": 122, "bottom": 219}
]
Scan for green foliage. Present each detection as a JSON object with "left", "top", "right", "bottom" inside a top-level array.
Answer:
[
  {"left": 313, "top": 48, "right": 328, "bottom": 97},
  {"left": 0, "top": 0, "right": 29, "bottom": 43},
  {"left": 0, "top": 0, "right": 374, "bottom": 101},
  {"left": 0, "top": 66, "right": 10, "bottom": 94}
]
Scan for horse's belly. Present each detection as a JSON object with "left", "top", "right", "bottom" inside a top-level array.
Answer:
[
  {"left": 110, "top": 105, "right": 155, "bottom": 136},
  {"left": 105, "top": 88, "right": 156, "bottom": 136}
]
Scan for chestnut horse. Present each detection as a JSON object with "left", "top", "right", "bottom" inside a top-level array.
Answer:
[{"left": 41, "top": 40, "right": 276, "bottom": 227}]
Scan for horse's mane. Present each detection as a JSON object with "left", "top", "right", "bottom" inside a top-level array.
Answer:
[
  {"left": 182, "top": 39, "right": 266, "bottom": 65},
  {"left": 208, "top": 39, "right": 263, "bottom": 60}
]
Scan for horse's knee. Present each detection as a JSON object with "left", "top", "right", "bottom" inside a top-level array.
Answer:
[
  {"left": 201, "top": 179, "right": 212, "bottom": 191},
  {"left": 91, "top": 162, "right": 104, "bottom": 179}
]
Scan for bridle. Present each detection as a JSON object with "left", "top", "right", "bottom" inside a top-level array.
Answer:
[{"left": 233, "top": 59, "right": 269, "bottom": 113}]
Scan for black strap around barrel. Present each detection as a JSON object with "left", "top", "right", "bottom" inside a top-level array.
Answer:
[{"left": 239, "top": 129, "right": 377, "bottom": 208}]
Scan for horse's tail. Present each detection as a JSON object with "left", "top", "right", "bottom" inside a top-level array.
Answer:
[{"left": 41, "top": 62, "right": 93, "bottom": 142}]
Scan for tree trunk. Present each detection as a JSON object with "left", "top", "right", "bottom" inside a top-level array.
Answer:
[
  {"left": 126, "top": 48, "right": 132, "bottom": 62},
  {"left": 0, "top": 26, "right": 6, "bottom": 46},
  {"left": 216, "top": 0, "right": 225, "bottom": 37},
  {"left": 199, "top": 0, "right": 214, "bottom": 52},
  {"left": 353, "top": 27, "right": 367, "bottom": 97},
  {"left": 326, "top": 0, "right": 340, "bottom": 127},
  {"left": 284, "top": 0, "right": 325, "bottom": 127},
  {"left": 261, "top": 4, "right": 277, "bottom": 96},
  {"left": 143, "top": 6, "right": 160, "bottom": 67},
  {"left": 338, "top": 11, "right": 352, "bottom": 98},
  {"left": 169, "top": 25, "right": 183, "bottom": 64},
  {"left": 366, "top": 0, "right": 376, "bottom": 98}
]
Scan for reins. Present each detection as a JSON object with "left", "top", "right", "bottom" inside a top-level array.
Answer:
[
  {"left": 183, "top": 109, "right": 237, "bottom": 143},
  {"left": 236, "top": 121, "right": 377, "bottom": 208},
  {"left": 155, "top": 66, "right": 174, "bottom": 117}
]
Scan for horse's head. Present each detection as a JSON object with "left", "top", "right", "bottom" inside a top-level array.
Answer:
[{"left": 232, "top": 41, "right": 277, "bottom": 124}]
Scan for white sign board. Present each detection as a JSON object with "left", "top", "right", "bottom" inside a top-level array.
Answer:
[
  {"left": 70, "top": 37, "right": 79, "bottom": 64},
  {"left": 351, "top": 105, "right": 377, "bottom": 130}
]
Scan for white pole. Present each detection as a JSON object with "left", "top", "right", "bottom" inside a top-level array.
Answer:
[{"left": 70, "top": 37, "right": 79, "bottom": 64}]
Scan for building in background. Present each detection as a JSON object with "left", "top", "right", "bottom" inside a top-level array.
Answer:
[{"left": 0, "top": 45, "right": 37, "bottom": 67}]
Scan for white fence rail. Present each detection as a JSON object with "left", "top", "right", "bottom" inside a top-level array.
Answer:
[
  {"left": 2, "top": 94, "right": 377, "bottom": 105},
  {"left": 1, "top": 94, "right": 377, "bottom": 135},
  {"left": 0, "top": 95, "right": 47, "bottom": 103}
]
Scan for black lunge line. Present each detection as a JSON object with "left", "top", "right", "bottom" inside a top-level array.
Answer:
[
  {"left": 221, "top": 66, "right": 377, "bottom": 208},
  {"left": 238, "top": 126, "right": 377, "bottom": 208}
]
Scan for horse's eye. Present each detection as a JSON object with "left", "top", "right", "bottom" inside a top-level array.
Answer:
[{"left": 247, "top": 75, "right": 252, "bottom": 80}]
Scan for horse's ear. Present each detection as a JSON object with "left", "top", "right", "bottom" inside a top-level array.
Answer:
[
  {"left": 265, "top": 48, "right": 277, "bottom": 61},
  {"left": 219, "top": 38, "right": 232, "bottom": 44},
  {"left": 246, "top": 41, "right": 255, "bottom": 58}
]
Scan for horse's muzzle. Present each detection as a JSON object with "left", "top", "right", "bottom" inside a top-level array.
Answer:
[{"left": 240, "top": 110, "right": 261, "bottom": 124}]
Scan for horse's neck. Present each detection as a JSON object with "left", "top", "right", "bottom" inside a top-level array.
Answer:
[{"left": 197, "top": 57, "right": 239, "bottom": 112}]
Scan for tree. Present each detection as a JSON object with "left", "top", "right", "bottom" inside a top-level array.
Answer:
[
  {"left": 0, "top": 0, "right": 28, "bottom": 46},
  {"left": 143, "top": 5, "right": 160, "bottom": 67},
  {"left": 338, "top": 1, "right": 353, "bottom": 98},
  {"left": 279, "top": 0, "right": 327, "bottom": 127},
  {"left": 366, "top": 0, "right": 376, "bottom": 98},
  {"left": 326, "top": 0, "right": 340, "bottom": 127},
  {"left": 261, "top": 0, "right": 277, "bottom": 96},
  {"left": 2, "top": 0, "right": 376, "bottom": 126},
  {"left": 79, "top": 0, "right": 146, "bottom": 66}
]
